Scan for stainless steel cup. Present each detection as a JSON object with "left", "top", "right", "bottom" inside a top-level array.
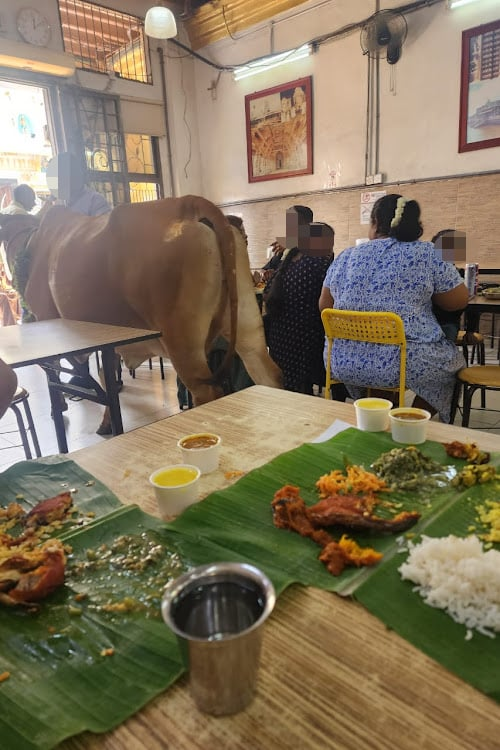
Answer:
[{"left": 161, "top": 562, "right": 276, "bottom": 716}]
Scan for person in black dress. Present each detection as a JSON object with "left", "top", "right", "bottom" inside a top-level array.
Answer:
[{"left": 265, "top": 222, "right": 334, "bottom": 394}]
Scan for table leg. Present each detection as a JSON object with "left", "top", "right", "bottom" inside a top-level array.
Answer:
[
  {"left": 45, "top": 367, "right": 68, "bottom": 454},
  {"left": 101, "top": 348, "right": 123, "bottom": 436}
]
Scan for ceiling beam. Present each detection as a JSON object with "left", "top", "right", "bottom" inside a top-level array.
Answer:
[{"left": 182, "top": 0, "right": 310, "bottom": 50}]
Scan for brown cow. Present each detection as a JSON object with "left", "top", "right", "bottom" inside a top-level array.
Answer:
[{"left": 0, "top": 195, "right": 282, "bottom": 431}]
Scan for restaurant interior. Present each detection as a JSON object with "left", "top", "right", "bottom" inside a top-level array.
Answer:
[{"left": 0, "top": 1, "right": 500, "bottom": 749}]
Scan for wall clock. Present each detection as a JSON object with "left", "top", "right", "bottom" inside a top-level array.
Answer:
[{"left": 16, "top": 7, "right": 51, "bottom": 47}]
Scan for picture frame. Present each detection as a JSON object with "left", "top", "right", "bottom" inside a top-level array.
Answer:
[
  {"left": 459, "top": 19, "right": 500, "bottom": 153},
  {"left": 245, "top": 76, "right": 313, "bottom": 183}
]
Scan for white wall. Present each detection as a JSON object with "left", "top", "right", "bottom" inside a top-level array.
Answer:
[{"left": 192, "top": 0, "right": 500, "bottom": 204}]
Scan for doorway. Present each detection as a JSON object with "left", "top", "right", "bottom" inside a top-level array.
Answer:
[{"left": 0, "top": 80, "right": 54, "bottom": 213}]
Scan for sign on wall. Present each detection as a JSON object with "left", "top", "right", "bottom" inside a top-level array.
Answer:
[
  {"left": 360, "top": 190, "right": 386, "bottom": 225},
  {"left": 245, "top": 76, "right": 313, "bottom": 183}
]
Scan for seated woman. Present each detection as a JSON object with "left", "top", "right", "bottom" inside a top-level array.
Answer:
[
  {"left": 318, "top": 194, "right": 468, "bottom": 422},
  {"left": 431, "top": 228, "right": 466, "bottom": 342},
  {"left": 265, "top": 222, "right": 334, "bottom": 394}
]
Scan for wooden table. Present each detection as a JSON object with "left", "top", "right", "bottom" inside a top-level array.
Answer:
[
  {"left": 465, "top": 294, "right": 500, "bottom": 335},
  {"left": 61, "top": 385, "right": 500, "bottom": 750},
  {"left": 0, "top": 319, "right": 161, "bottom": 453}
]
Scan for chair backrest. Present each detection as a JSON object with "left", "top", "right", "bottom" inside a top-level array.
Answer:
[{"left": 321, "top": 309, "right": 407, "bottom": 405}]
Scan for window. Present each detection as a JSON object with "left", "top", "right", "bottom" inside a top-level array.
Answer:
[
  {"left": 58, "top": 0, "right": 151, "bottom": 84},
  {"left": 57, "top": 88, "right": 161, "bottom": 206}
]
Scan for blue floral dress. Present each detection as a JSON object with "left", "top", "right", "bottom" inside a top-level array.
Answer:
[{"left": 322, "top": 238, "right": 466, "bottom": 422}]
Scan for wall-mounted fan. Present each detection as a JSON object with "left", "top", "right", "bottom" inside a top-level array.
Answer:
[{"left": 360, "top": 10, "right": 408, "bottom": 65}]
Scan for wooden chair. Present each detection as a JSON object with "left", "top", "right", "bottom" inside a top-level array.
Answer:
[
  {"left": 455, "top": 330, "right": 485, "bottom": 366},
  {"left": 3, "top": 386, "right": 42, "bottom": 460},
  {"left": 451, "top": 365, "right": 500, "bottom": 427},
  {"left": 321, "top": 309, "right": 407, "bottom": 406}
]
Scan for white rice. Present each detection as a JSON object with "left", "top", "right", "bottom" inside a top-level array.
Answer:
[{"left": 398, "top": 535, "right": 500, "bottom": 639}]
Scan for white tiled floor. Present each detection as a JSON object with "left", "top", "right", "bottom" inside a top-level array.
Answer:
[
  {"left": 0, "top": 357, "right": 183, "bottom": 470},
  {"left": 0, "top": 342, "right": 499, "bottom": 471}
]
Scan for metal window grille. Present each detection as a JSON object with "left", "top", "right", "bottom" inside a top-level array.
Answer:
[
  {"left": 56, "top": 88, "right": 162, "bottom": 206},
  {"left": 58, "top": 0, "right": 151, "bottom": 84}
]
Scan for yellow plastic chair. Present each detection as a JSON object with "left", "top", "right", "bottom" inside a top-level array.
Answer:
[{"left": 321, "top": 309, "right": 407, "bottom": 406}]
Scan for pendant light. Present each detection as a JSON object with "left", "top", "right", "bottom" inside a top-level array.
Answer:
[{"left": 144, "top": 6, "right": 177, "bottom": 39}]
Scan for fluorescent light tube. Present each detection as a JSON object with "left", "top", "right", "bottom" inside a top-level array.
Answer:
[
  {"left": 233, "top": 44, "right": 311, "bottom": 81},
  {"left": 448, "top": 0, "right": 481, "bottom": 9}
]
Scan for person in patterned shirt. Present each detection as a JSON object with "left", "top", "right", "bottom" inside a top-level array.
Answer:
[{"left": 319, "top": 194, "right": 468, "bottom": 422}]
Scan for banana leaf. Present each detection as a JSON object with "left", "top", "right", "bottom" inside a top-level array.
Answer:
[
  {"left": 0, "top": 432, "right": 499, "bottom": 749},
  {"left": 0, "top": 505, "right": 188, "bottom": 750},
  {"left": 0, "top": 456, "right": 122, "bottom": 520}
]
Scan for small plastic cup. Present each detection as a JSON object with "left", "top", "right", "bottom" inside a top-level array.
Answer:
[
  {"left": 177, "top": 433, "right": 222, "bottom": 475},
  {"left": 353, "top": 398, "right": 393, "bottom": 432},
  {"left": 149, "top": 464, "right": 201, "bottom": 518},
  {"left": 389, "top": 407, "right": 431, "bottom": 445}
]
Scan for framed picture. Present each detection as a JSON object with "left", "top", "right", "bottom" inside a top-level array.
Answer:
[
  {"left": 245, "top": 76, "right": 313, "bottom": 182},
  {"left": 459, "top": 19, "right": 500, "bottom": 153}
]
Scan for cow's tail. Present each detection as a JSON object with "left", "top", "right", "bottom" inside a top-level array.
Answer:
[{"left": 178, "top": 195, "right": 238, "bottom": 385}]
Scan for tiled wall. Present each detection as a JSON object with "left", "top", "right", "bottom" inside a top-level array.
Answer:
[{"left": 226, "top": 172, "right": 500, "bottom": 270}]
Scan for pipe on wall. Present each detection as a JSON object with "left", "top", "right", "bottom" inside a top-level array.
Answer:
[{"left": 157, "top": 45, "right": 176, "bottom": 198}]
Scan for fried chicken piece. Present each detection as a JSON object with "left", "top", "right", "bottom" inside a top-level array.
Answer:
[
  {"left": 271, "top": 486, "right": 383, "bottom": 577},
  {"left": 0, "top": 539, "right": 66, "bottom": 606},
  {"left": 271, "top": 485, "right": 333, "bottom": 547},
  {"left": 24, "top": 492, "right": 73, "bottom": 528},
  {"left": 307, "top": 493, "right": 420, "bottom": 533}
]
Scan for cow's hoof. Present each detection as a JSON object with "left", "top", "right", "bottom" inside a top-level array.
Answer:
[{"left": 96, "top": 423, "right": 112, "bottom": 436}]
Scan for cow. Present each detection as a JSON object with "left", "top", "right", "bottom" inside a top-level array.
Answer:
[{"left": 0, "top": 195, "right": 282, "bottom": 433}]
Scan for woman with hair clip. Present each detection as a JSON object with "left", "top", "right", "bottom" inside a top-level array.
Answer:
[{"left": 319, "top": 194, "right": 468, "bottom": 422}]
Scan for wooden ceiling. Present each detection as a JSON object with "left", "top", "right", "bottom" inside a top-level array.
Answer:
[{"left": 164, "top": 0, "right": 311, "bottom": 50}]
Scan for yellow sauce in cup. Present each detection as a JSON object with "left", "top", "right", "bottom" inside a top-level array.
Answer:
[
  {"left": 153, "top": 467, "right": 198, "bottom": 487},
  {"left": 356, "top": 398, "right": 392, "bottom": 409}
]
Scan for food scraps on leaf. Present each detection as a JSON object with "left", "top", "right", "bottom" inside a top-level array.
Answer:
[
  {"left": 451, "top": 464, "right": 498, "bottom": 488},
  {"left": 476, "top": 501, "right": 500, "bottom": 543},
  {"left": 0, "top": 492, "right": 76, "bottom": 608},
  {"left": 442, "top": 441, "right": 490, "bottom": 465},
  {"left": 0, "top": 538, "right": 66, "bottom": 606}
]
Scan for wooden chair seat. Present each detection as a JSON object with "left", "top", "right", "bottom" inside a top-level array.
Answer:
[{"left": 451, "top": 365, "right": 500, "bottom": 427}]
